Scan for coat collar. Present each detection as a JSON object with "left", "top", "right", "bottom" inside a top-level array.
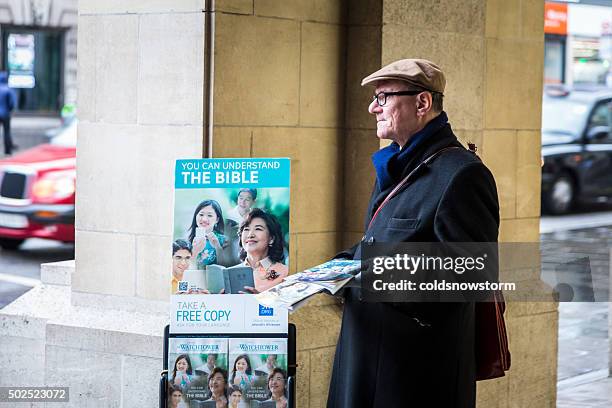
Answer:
[
  {"left": 368, "top": 119, "right": 462, "bottom": 219},
  {"left": 372, "top": 112, "right": 449, "bottom": 191},
  {"left": 396, "top": 121, "right": 461, "bottom": 180}
]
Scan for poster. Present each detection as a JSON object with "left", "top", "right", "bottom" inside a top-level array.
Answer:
[
  {"left": 7, "top": 33, "right": 35, "bottom": 88},
  {"left": 228, "top": 338, "right": 288, "bottom": 407},
  {"left": 171, "top": 158, "right": 290, "bottom": 296},
  {"left": 167, "top": 337, "right": 229, "bottom": 407},
  {"left": 170, "top": 158, "right": 290, "bottom": 335}
]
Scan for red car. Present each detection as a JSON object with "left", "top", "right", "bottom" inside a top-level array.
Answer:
[{"left": 0, "top": 120, "right": 76, "bottom": 249}]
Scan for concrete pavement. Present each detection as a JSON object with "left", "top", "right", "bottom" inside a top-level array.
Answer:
[
  {"left": 542, "top": 210, "right": 612, "bottom": 234},
  {"left": 541, "top": 213, "right": 612, "bottom": 407}
]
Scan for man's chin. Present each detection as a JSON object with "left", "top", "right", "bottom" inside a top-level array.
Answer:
[{"left": 376, "top": 133, "right": 396, "bottom": 145}]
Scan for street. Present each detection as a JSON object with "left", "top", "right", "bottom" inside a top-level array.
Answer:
[
  {"left": 0, "top": 116, "right": 70, "bottom": 308},
  {"left": 0, "top": 238, "right": 74, "bottom": 308},
  {"left": 541, "top": 207, "right": 612, "bottom": 407}
]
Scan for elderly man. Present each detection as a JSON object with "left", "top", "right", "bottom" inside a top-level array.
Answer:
[{"left": 327, "top": 59, "right": 500, "bottom": 407}]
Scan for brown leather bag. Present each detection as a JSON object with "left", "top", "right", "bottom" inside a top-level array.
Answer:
[{"left": 475, "top": 290, "right": 511, "bottom": 380}]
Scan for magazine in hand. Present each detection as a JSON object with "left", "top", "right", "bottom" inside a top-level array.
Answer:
[
  {"left": 292, "top": 259, "right": 360, "bottom": 282},
  {"left": 255, "top": 259, "right": 360, "bottom": 310},
  {"left": 206, "top": 264, "right": 255, "bottom": 294}
]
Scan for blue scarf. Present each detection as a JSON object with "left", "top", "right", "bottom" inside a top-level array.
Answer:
[{"left": 371, "top": 111, "right": 448, "bottom": 191}]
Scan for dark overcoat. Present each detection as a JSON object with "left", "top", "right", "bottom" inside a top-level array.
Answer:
[{"left": 327, "top": 123, "right": 500, "bottom": 408}]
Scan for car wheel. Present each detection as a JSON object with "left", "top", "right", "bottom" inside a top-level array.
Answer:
[
  {"left": 0, "top": 238, "right": 25, "bottom": 250},
  {"left": 543, "top": 173, "right": 575, "bottom": 215}
]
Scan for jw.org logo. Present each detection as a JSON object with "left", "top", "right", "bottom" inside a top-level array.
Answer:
[{"left": 259, "top": 305, "right": 274, "bottom": 316}]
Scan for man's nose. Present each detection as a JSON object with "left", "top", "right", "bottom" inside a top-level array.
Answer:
[{"left": 368, "top": 99, "right": 381, "bottom": 114}]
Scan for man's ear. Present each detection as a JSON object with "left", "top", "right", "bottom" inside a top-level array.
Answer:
[{"left": 416, "top": 92, "right": 433, "bottom": 117}]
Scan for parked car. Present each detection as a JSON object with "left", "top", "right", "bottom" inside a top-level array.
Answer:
[
  {"left": 541, "top": 86, "right": 612, "bottom": 214},
  {"left": 0, "top": 119, "right": 76, "bottom": 249}
]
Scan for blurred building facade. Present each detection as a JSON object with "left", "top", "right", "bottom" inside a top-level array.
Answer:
[
  {"left": 545, "top": 0, "right": 612, "bottom": 85},
  {"left": 0, "top": 0, "right": 77, "bottom": 114},
  {"left": 0, "top": 1, "right": 553, "bottom": 407}
]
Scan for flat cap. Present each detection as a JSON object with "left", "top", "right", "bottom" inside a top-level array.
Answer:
[{"left": 361, "top": 58, "right": 446, "bottom": 94}]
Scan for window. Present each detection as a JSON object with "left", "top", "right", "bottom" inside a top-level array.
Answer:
[{"left": 587, "top": 100, "right": 612, "bottom": 143}]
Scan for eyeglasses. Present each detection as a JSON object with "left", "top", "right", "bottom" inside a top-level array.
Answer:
[{"left": 373, "top": 90, "right": 423, "bottom": 106}]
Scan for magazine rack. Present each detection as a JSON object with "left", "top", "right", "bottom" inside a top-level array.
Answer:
[{"left": 160, "top": 324, "right": 297, "bottom": 408}]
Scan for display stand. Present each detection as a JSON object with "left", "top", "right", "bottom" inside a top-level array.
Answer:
[{"left": 160, "top": 324, "right": 297, "bottom": 408}]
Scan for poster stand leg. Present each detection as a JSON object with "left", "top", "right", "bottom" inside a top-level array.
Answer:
[
  {"left": 287, "top": 375, "right": 296, "bottom": 408},
  {"left": 159, "top": 370, "right": 168, "bottom": 408}
]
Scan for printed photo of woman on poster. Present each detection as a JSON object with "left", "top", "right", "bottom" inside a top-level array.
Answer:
[
  {"left": 171, "top": 354, "right": 194, "bottom": 391},
  {"left": 237, "top": 208, "right": 288, "bottom": 294},
  {"left": 205, "top": 367, "right": 228, "bottom": 408},
  {"left": 188, "top": 200, "right": 228, "bottom": 268},
  {"left": 264, "top": 368, "right": 288, "bottom": 408},
  {"left": 230, "top": 354, "right": 255, "bottom": 390}
]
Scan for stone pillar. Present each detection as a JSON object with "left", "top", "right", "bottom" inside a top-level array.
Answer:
[
  {"left": 342, "top": 0, "right": 383, "bottom": 247},
  {"left": 75, "top": 1, "right": 206, "bottom": 301}
]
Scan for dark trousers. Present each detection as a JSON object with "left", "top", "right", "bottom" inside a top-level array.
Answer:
[{"left": 1, "top": 117, "right": 12, "bottom": 154}]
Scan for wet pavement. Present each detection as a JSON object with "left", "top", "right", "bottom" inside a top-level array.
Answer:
[
  {"left": 541, "top": 222, "right": 612, "bottom": 407},
  {"left": 557, "top": 373, "right": 612, "bottom": 408}
]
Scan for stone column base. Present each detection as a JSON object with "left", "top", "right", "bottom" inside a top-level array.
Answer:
[{"left": 0, "top": 260, "right": 169, "bottom": 407}]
